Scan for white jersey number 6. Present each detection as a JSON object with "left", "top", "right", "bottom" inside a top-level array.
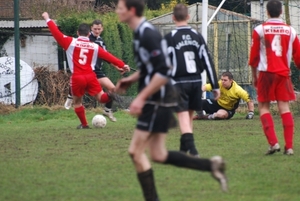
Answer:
[{"left": 184, "top": 51, "right": 197, "bottom": 73}]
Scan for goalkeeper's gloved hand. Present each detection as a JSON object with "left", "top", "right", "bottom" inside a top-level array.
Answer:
[{"left": 245, "top": 111, "right": 254, "bottom": 119}]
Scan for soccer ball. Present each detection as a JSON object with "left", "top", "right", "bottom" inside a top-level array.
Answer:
[{"left": 92, "top": 114, "right": 107, "bottom": 128}]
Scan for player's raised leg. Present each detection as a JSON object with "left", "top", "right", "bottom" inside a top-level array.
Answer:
[
  {"left": 99, "top": 77, "right": 117, "bottom": 122},
  {"left": 148, "top": 132, "right": 228, "bottom": 192}
]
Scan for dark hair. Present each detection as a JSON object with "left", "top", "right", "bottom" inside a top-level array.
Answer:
[
  {"left": 267, "top": 0, "right": 282, "bottom": 18},
  {"left": 77, "top": 23, "right": 90, "bottom": 36},
  {"left": 221, "top": 72, "right": 233, "bottom": 80},
  {"left": 173, "top": 3, "right": 188, "bottom": 21},
  {"left": 91, "top": 19, "right": 103, "bottom": 26},
  {"left": 122, "top": 0, "right": 145, "bottom": 17}
]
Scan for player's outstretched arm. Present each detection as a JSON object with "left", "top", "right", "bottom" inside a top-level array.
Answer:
[
  {"left": 42, "top": 12, "right": 72, "bottom": 50},
  {"left": 115, "top": 71, "right": 140, "bottom": 94},
  {"left": 97, "top": 47, "right": 127, "bottom": 70},
  {"left": 245, "top": 100, "right": 255, "bottom": 119},
  {"left": 42, "top": 12, "right": 50, "bottom": 21},
  {"left": 111, "top": 64, "right": 130, "bottom": 75},
  {"left": 129, "top": 73, "right": 168, "bottom": 117}
]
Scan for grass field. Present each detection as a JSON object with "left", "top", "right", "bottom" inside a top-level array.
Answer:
[{"left": 0, "top": 106, "right": 300, "bottom": 201}]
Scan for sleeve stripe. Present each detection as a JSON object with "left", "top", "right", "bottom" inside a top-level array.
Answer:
[{"left": 199, "top": 44, "right": 217, "bottom": 88}]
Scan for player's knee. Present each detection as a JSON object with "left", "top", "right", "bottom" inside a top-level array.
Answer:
[
  {"left": 128, "top": 151, "right": 138, "bottom": 164},
  {"left": 215, "top": 112, "right": 227, "bottom": 119},
  {"left": 128, "top": 152, "right": 134, "bottom": 160},
  {"left": 150, "top": 151, "right": 166, "bottom": 163},
  {"left": 150, "top": 155, "right": 165, "bottom": 163},
  {"left": 108, "top": 86, "right": 116, "bottom": 92},
  {"left": 128, "top": 148, "right": 139, "bottom": 161},
  {"left": 128, "top": 148, "right": 135, "bottom": 158}
]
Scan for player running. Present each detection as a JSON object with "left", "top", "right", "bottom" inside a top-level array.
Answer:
[{"left": 115, "top": 1, "right": 227, "bottom": 200}]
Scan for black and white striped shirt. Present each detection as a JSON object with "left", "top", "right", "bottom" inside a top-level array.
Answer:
[
  {"left": 164, "top": 26, "right": 218, "bottom": 89},
  {"left": 133, "top": 19, "right": 177, "bottom": 105},
  {"left": 89, "top": 32, "right": 106, "bottom": 72}
]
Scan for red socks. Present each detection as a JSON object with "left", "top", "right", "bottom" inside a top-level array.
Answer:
[
  {"left": 74, "top": 105, "right": 88, "bottom": 126},
  {"left": 99, "top": 93, "right": 111, "bottom": 103},
  {"left": 281, "top": 112, "right": 294, "bottom": 150},
  {"left": 260, "top": 112, "right": 294, "bottom": 149},
  {"left": 260, "top": 113, "right": 278, "bottom": 146}
]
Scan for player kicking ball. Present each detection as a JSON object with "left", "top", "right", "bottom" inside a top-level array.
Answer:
[{"left": 42, "top": 12, "right": 129, "bottom": 129}]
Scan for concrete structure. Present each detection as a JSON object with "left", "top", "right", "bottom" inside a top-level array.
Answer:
[{"left": 0, "top": 20, "right": 59, "bottom": 71}]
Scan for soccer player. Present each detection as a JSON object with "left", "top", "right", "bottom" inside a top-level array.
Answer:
[
  {"left": 193, "top": 72, "right": 255, "bottom": 120},
  {"left": 249, "top": 0, "right": 300, "bottom": 155},
  {"left": 164, "top": 3, "right": 220, "bottom": 157},
  {"left": 65, "top": 19, "right": 123, "bottom": 122},
  {"left": 115, "top": 0, "right": 227, "bottom": 200},
  {"left": 42, "top": 12, "right": 129, "bottom": 129}
]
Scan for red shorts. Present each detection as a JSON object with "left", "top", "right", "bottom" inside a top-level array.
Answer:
[
  {"left": 257, "top": 72, "right": 295, "bottom": 102},
  {"left": 70, "top": 73, "right": 102, "bottom": 97}
]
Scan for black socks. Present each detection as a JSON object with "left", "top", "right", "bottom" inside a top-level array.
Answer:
[
  {"left": 137, "top": 169, "right": 159, "bottom": 201},
  {"left": 104, "top": 100, "right": 113, "bottom": 112},
  {"left": 164, "top": 151, "right": 211, "bottom": 171},
  {"left": 180, "top": 133, "right": 199, "bottom": 156}
]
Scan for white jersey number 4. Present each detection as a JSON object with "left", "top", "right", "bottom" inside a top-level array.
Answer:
[{"left": 271, "top": 35, "right": 282, "bottom": 57}]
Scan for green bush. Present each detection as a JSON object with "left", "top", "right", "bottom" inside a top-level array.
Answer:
[
  {"left": 56, "top": 12, "right": 137, "bottom": 96},
  {"left": 291, "top": 62, "right": 300, "bottom": 91}
]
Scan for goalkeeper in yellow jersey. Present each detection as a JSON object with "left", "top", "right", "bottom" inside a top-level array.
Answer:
[{"left": 193, "top": 72, "right": 254, "bottom": 120}]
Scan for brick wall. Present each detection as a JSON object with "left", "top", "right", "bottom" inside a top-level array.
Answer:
[
  {"left": 0, "top": 0, "right": 93, "bottom": 19},
  {"left": 0, "top": 0, "right": 13, "bottom": 19}
]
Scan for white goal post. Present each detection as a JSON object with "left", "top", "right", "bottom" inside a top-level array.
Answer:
[{"left": 201, "top": 0, "right": 227, "bottom": 98}]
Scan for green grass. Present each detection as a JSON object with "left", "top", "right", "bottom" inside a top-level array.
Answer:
[{"left": 0, "top": 106, "right": 300, "bottom": 201}]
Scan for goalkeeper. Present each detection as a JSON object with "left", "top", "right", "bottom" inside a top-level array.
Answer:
[{"left": 193, "top": 71, "right": 254, "bottom": 120}]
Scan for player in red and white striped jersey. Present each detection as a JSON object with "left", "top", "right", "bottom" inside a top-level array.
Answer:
[
  {"left": 249, "top": 0, "right": 300, "bottom": 155},
  {"left": 42, "top": 12, "right": 129, "bottom": 129}
]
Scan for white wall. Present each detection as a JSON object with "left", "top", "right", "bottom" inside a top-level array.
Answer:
[{"left": 2, "top": 35, "right": 59, "bottom": 71}]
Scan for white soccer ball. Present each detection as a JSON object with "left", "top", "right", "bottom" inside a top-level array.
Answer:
[{"left": 92, "top": 114, "right": 107, "bottom": 128}]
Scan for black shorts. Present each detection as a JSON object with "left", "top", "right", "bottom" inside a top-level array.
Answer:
[
  {"left": 136, "top": 104, "right": 177, "bottom": 133},
  {"left": 94, "top": 69, "right": 106, "bottom": 79},
  {"left": 202, "top": 99, "right": 235, "bottom": 119},
  {"left": 174, "top": 81, "right": 203, "bottom": 112}
]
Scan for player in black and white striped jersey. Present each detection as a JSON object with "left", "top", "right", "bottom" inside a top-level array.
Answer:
[
  {"left": 89, "top": 20, "right": 119, "bottom": 122},
  {"left": 115, "top": 1, "right": 227, "bottom": 200},
  {"left": 164, "top": 3, "right": 220, "bottom": 157}
]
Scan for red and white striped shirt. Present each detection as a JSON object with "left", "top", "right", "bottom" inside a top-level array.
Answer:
[
  {"left": 46, "top": 19, "right": 125, "bottom": 75},
  {"left": 249, "top": 18, "right": 300, "bottom": 76}
]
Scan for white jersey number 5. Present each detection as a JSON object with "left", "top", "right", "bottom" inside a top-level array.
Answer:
[
  {"left": 184, "top": 51, "right": 196, "bottom": 73},
  {"left": 271, "top": 35, "right": 282, "bottom": 57},
  {"left": 79, "top": 49, "right": 89, "bottom": 65}
]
